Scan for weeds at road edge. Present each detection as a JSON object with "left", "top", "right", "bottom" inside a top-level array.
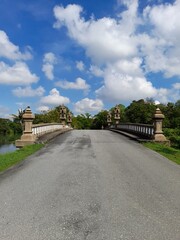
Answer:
[
  {"left": 0, "top": 144, "right": 44, "bottom": 172},
  {"left": 143, "top": 142, "right": 180, "bottom": 165}
]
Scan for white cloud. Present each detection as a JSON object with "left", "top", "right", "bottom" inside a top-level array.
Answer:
[
  {"left": 89, "top": 65, "right": 104, "bottom": 77},
  {"left": 96, "top": 61, "right": 157, "bottom": 102},
  {"left": 40, "top": 88, "right": 70, "bottom": 106},
  {"left": 0, "top": 61, "right": 39, "bottom": 85},
  {"left": 0, "top": 30, "right": 32, "bottom": 60},
  {"left": 36, "top": 105, "right": 50, "bottom": 112},
  {"left": 54, "top": 2, "right": 180, "bottom": 104},
  {"left": 53, "top": 4, "right": 138, "bottom": 63},
  {"left": 55, "top": 77, "right": 90, "bottom": 91},
  {"left": 12, "top": 86, "right": 45, "bottom": 97},
  {"left": 74, "top": 98, "right": 104, "bottom": 113},
  {"left": 42, "top": 52, "right": 57, "bottom": 80},
  {"left": 173, "top": 82, "right": 180, "bottom": 90},
  {"left": 142, "top": 0, "right": 180, "bottom": 77},
  {"left": 76, "top": 61, "right": 85, "bottom": 71}
]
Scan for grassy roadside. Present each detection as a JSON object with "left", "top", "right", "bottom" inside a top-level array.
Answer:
[
  {"left": 0, "top": 144, "right": 44, "bottom": 173},
  {"left": 143, "top": 142, "right": 180, "bottom": 165}
]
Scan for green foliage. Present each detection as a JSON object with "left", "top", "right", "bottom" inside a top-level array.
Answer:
[
  {"left": 163, "top": 128, "right": 180, "bottom": 149},
  {"left": 72, "top": 114, "right": 93, "bottom": 129},
  {"left": 158, "top": 101, "right": 180, "bottom": 128},
  {"left": 91, "top": 110, "right": 109, "bottom": 129},
  {"left": 0, "top": 144, "right": 44, "bottom": 172},
  {"left": 143, "top": 142, "right": 180, "bottom": 165},
  {"left": 125, "top": 99, "right": 156, "bottom": 124},
  {"left": 34, "top": 105, "right": 72, "bottom": 124},
  {"left": 0, "top": 118, "right": 11, "bottom": 135}
]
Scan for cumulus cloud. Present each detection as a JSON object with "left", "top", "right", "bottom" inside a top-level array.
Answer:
[
  {"left": 0, "top": 61, "right": 39, "bottom": 85},
  {"left": 40, "top": 88, "right": 70, "bottom": 105},
  {"left": 142, "top": 0, "right": 180, "bottom": 77},
  {"left": 55, "top": 77, "right": 90, "bottom": 91},
  {"left": 42, "top": 52, "right": 57, "bottom": 80},
  {"left": 0, "top": 30, "right": 32, "bottom": 60},
  {"left": 76, "top": 61, "right": 85, "bottom": 71},
  {"left": 53, "top": 2, "right": 180, "bottom": 103},
  {"left": 36, "top": 105, "right": 50, "bottom": 112},
  {"left": 89, "top": 65, "right": 104, "bottom": 77},
  {"left": 74, "top": 98, "right": 104, "bottom": 113},
  {"left": 53, "top": 4, "right": 138, "bottom": 63},
  {"left": 96, "top": 61, "right": 157, "bottom": 102},
  {"left": 12, "top": 86, "right": 45, "bottom": 97}
]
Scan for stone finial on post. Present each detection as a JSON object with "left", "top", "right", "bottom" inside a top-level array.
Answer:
[
  {"left": 114, "top": 105, "right": 120, "bottom": 127},
  {"left": 153, "top": 108, "right": 169, "bottom": 144},
  {"left": 67, "top": 113, "right": 72, "bottom": 127},
  {"left": 15, "top": 106, "right": 36, "bottom": 147},
  {"left": 107, "top": 112, "right": 112, "bottom": 127},
  {"left": 60, "top": 105, "right": 67, "bottom": 126}
]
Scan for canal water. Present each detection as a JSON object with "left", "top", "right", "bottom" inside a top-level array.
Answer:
[
  {"left": 0, "top": 134, "right": 19, "bottom": 154},
  {"left": 0, "top": 143, "right": 16, "bottom": 154}
]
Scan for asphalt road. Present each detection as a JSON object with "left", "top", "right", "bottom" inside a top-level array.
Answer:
[{"left": 0, "top": 130, "right": 180, "bottom": 240}]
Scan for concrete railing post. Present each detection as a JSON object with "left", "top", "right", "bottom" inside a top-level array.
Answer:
[
  {"left": 15, "top": 106, "right": 36, "bottom": 147},
  {"left": 67, "top": 113, "right": 72, "bottom": 127},
  {"left": 60, "top": 105, "right": 67, "bottom": 126},
  {"left": 153, "top": 108, "right": 169, "bottom": 144},
  {"left": 107, "top": 112, "right": 112, "bottom": 127},
  {"left": 114, "top": 105, "right": 120, "bottom": 128}
]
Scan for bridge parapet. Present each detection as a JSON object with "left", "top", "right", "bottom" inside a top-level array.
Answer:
[
  {"left": 15, "top": 106, "right": 71, "bottom": 148},
  {"left": 112, "top": 123, "right": 154, "bottom": 138},
  {"left": 32, "top": 123, "right": 65, "bottom": 136},
  {"left": 109, "top": 108, "right": 169, "bottom": 144}
]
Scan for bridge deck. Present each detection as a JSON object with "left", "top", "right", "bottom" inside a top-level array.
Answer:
[{"left": 0, "top": 130, "right": 179, "bottom": 240}]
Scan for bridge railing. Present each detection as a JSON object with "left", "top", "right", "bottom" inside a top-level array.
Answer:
[
  {"left": 32, "top": 123, "right": 66, "bottom": 136},
  {"left": 110, "top": 123, "right": 154, "bottom": 138}
]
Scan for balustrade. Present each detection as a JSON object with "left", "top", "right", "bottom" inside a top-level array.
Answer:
[
  {"left": 113, "top": 123, "right": 154, "bottom": 138},
  {"left": 32, "top": 123, "right": 64, "bottom": 136}
]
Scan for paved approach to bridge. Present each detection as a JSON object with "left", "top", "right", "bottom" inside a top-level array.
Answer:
[{"left": 0, "top": 130, "right": 180, "bottom": 240}]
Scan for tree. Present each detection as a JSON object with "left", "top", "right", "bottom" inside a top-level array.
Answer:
[
  {"left": 91, "top": 110, "right": 108, "bottom": 129},
  {"left": 72, "top": 114, "right": 93, "bottom": 129},
  {"left": 125, "top": 99, "right": 156, "bottom": 124}
]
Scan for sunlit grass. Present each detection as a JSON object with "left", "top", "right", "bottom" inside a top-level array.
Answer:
[
  {"left": 0, "top": 144, "right": 44, "bottom": 172},
  {"left": 143, "top": 142, "right": 180, "bottom": 165}
]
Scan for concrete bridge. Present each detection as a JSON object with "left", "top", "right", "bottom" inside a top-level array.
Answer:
[
  {"left": 0, "top": 129, "right": 179, "bottom": 240},
  {"left": 15, "top": 106, "right": 169, "bottom": 148}
]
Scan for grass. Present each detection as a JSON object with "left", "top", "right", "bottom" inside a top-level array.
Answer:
[
  {"left": 0, "top": 144, "right": 44, "bottom": 173},
  {"left": 143, "top": 142, "right": 180, "bottom": 165}
]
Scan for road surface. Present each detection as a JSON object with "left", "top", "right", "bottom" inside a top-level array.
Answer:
[{"left": 0, "top": 130, "right": 180, "bottom": 240}]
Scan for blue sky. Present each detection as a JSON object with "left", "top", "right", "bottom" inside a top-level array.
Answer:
[{"left": 0, "top": 0, "right": 179, "bottom": 118}]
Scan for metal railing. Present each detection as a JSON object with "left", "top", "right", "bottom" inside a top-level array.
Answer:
[{"left": 110, "top": 123, "right": 154, "bottom": 138}]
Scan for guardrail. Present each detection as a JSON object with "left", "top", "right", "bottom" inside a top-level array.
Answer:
[
  {"left": 32, "top": 123, "right": 67, "bottom": 136},
  {"left": 110, "top": 123, "right": 154, "bottom": 138}
]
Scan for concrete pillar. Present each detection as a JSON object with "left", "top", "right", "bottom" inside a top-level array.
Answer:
[
  {"left": 107, "top": 112, "right": 112, "bottom": 127},
  {"left": 60, "top": 105, "right": 67, "bottom": 126},
  {"left": 153, "top": 108, "right": 169, "bottom": 143},
  {"left": 67, "top": 113, "right": 72, "bottom": 127},
  {"left": 114, "top": 105, "right": 120, "bottom": 128},
  {"left": 15, "top": 106, "right": 36, "bottom": 147}
]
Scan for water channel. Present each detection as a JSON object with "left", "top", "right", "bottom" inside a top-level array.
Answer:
[
  {"left": 0, "top": 143, "right": 16, "bottom": 154},
  {"left": 0, "top": 134, "right": 18, "bottom": 154}
]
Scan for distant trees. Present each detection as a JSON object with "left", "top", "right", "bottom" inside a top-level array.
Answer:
[
  {"left": 31, "top": 99, "right": 180, "bottom": 130},
  {"left": 72, "top": 113, "right": 93, "bottom": 129},
  {"left": 33, "top": 105, "right": 71, "bottom": 124},
  {"left": 125, "top": 99, "right": 156, "bottom": 124},
  {"left": 91, "top": 110, "right": 109, "bottom": 129}
]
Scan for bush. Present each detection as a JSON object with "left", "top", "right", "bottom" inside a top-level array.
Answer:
[{"left": 164, "top": 128, "right": 180, "bottom": 149}]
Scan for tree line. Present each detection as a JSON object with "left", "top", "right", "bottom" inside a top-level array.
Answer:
[{"left": 1, "top": 99, "right": 179, "bottom": 147}]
